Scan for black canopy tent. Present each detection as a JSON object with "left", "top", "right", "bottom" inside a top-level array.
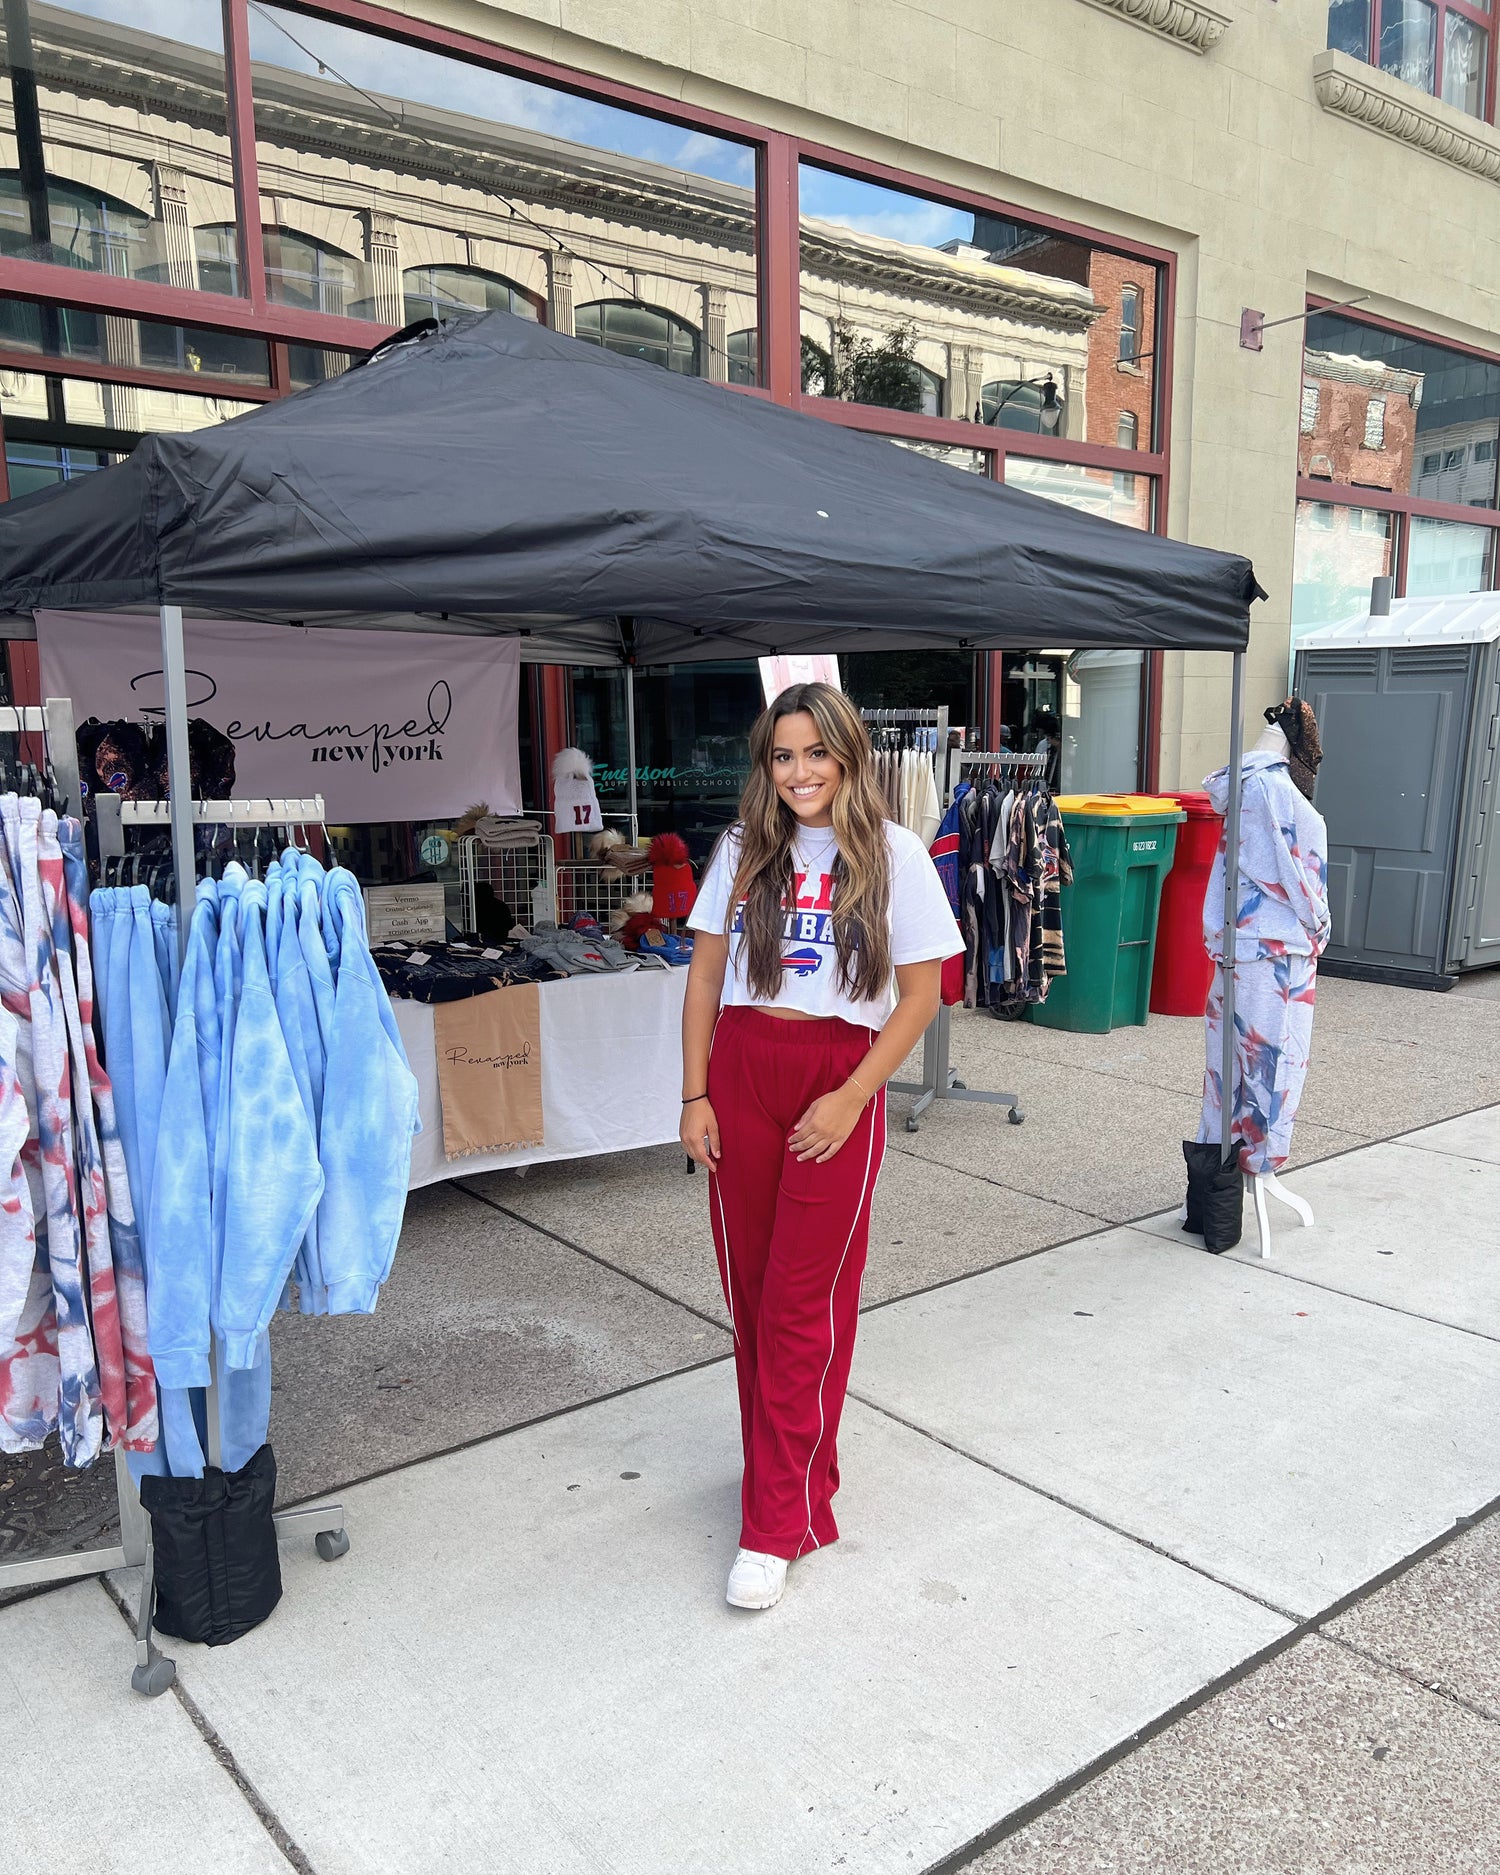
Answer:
[{"left": 0, "top": 309, "right": 1256, "bottom": 1169}]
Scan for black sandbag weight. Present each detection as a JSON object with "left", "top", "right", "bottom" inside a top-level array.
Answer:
[
  {"left": 1181, "top": 1140, "right": 1244, "bottom": 1254},
  {"left": 139, "top": 1443, "right": 282, "bottom": 1645}
]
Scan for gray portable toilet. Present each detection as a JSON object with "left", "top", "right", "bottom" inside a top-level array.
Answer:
[{"left": 1294, "top": 593, "right": 1500, "bottom": 988}]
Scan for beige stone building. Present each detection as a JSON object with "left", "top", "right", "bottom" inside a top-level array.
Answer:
[{"left": 2, "top": 0, "right": 1498, "bottom": 806}]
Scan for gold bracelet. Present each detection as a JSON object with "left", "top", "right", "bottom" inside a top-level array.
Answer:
[{"left": 847, "top": 1070, "right": 875, "bottom": 1101}]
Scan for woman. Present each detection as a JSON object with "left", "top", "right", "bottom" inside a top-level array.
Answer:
[{"left": 682, "top": 683, "right": 961, "bottom": 1611}]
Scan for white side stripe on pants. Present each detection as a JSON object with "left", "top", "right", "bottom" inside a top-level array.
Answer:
[{"left": 800, "top": 1087, "right": 885, "bottom": 1554}]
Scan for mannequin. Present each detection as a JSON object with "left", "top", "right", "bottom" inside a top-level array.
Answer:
[
  {"left": 1236, "top": 719, "right": 1315, "bottom": 1255},
  {"left": 1191, "top": 698, "right": 1330, "bottom": 1258}
]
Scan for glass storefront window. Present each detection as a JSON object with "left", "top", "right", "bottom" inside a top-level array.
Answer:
[
  {"left": 1003, "top": 456, "right": 1154, "bottom": 530},
  {"left": 884, "top": 436, "right": 989, "bottom": 474},
  {"left": 798, "top": 162, "right": 1159, "bottom": 447},
  {"left": 1304, "top": 310, "right": 1500, "bottom": 507},
  {"left": 991, "top": 459, "right": 1156, "bottom": 791},
  {"left": 286, "top": 344, "right": 354, "bottom": 391},
  {"left": 247, "top": 6, "right": 758, "bottom": 379},
  {"left": 1292, "top": 499, "right": 1395, "bottom": 649},
  {"left": 2, "top": 361, "right": 258, "bottom": 502},
  {"left": 4, "top": 438, "right": 108, "bottom": 496},
  {"left": 1406, "top": 515, "right": 1495, "bottom": 594},
  {"left": 0, "top": 0, "right": 240, "bottom": 293},
  {"left": 0, "top": 294, "right": 271, "bottom": 385},
  {"left": 1, "top": 367, "right": 255, "bottom": 432},
  {"left": 570, "top": 662, "right": 764, "bottom": 861}
]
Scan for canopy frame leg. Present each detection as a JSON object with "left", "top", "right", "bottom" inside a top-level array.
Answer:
[
  {"left": 1220, "top": 651, "right": 1245, "bottom": 1168},
  {"left": 624, "top": 662, "right": 639, "bottom": 846}
]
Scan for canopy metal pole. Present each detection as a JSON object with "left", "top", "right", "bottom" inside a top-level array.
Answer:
[
  {"left": 159, "top": 604, "right": 195, "bottom": 967},
  {"left": 1220, "top": 651, "right": 1245, "bottom": 1167},
  {"left": 624, "top": 662, "right": 640, "bottom": 844}
]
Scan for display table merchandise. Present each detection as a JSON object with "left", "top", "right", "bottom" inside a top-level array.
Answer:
[{"left": 397, "top": 967, "right": 689, "bottom": 1185}]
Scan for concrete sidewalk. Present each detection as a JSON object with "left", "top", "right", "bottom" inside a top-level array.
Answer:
[{"left": 6, "top": 1093, "right": 1498, "bottom": 1874}]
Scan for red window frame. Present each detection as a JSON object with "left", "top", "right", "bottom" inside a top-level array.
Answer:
[
  {"left": 1299, "top": 294, "right": 1500, "bottom": 599},
  {"left": 1341, "top": 0, "right": 1498, "bottom": 123},
  {"left": 0, "top": 0, "right": 1177, "bottom": 779}
]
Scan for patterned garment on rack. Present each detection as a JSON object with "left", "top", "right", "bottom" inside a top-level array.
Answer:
[
  {"left": 56, "top": 824, "right": 157, "bottom": 1448},
  {"left": 0, "top": 799, "right": 157, "bottom": 1461},
  {"left": 1197, "top": 951, "right": 1318, "bottom": 1175},
  {"left": 37, "top": 812, "right": 129, "bottom": 1450},
  {"left": 1039, "top": 802, "right": 1073, "bottom": 985},
  {"left": 0, "top": 796, "right": 100, "bottom": 1465}
]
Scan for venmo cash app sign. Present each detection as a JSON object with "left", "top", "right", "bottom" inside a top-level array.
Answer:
[{"left": 38, "top": 612, "right": 521, "bottom": 822}]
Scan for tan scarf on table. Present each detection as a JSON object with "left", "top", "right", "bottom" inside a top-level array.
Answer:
[{"left": 433, "top": 985, "right": 544, "bottom": 1159}]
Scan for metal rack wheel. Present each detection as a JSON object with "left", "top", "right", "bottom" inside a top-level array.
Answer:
[
  {"left": 315, "top": 1528, "right": 351, "bottom": 1562},
  {"left": 1008, "top": 1105, "right": 1025, "bottom": 1126},
  {"left": 905, "top": 1116, "right": 920, "bottom": 1134},
  {"left": 951, "top": 1078, "right": 967, "bottom": 1090},
  {"left": 131, "top": 1653, "right": 176, "bottom": 1698}
]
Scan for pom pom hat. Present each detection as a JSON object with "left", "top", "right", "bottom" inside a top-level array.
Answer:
[{"left": 649, "top": 832, "right": 696, "bottom": 920}]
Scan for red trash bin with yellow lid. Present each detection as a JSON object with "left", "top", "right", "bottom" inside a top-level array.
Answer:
[{"left": 1147, "top": 790, "right": 1223, "bottom": 1018}]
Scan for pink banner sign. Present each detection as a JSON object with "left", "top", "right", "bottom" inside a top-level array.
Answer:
[
  {"left": 37, "top": 612, "right": 521, "bottom": 823},
  {"left": 758, "top": 654, "right": 841, "bottom": 707}
]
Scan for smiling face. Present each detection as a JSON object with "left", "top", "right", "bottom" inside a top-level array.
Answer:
[{"left": 769, "top": 709, "right": 844, "bottom": 829}]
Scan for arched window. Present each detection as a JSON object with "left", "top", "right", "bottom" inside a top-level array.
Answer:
[
  {"left": 1117, "top": 411, "right": 1139, "bottom": 449},
  {"left": 575, "top": 300, "right": 701, "bottom": 376},
  {"left": 402, "top": 265, "right": 541, "bottom": 325},
  {"left": 263, "top": 228, "right": 364, "bottom": 317},
  {"left": 0, "top": 174, "right": 158, "bottom": 278},
  {"left": 1119, "top": 284, "right": 1142, "bottom": 366},
  {"left": 727, "top": 327, "right": 758, "bottom": 387}
]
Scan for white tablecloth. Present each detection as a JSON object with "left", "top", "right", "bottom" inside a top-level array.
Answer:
[{"left": 396, "top": 968, "right": 688, "bottom": 1188}]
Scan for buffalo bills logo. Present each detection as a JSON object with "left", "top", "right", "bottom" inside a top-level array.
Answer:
[{"left": 781, "top": 947, "right": 822, "bottom": 978}]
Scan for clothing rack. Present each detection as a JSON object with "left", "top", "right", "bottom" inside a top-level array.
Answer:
[
  {"left": 889, "top": 750, "right": 1048, "bottom": 1133},
  {"left": 0, "top": 785, "right": 348, "bottom": 1698},
  {"left": 0, "top": 697, "right": 81, "bottom": 816},
  {"left": 94, "top": 793, "right": 328, "bottom": 861},
  {"left": 860, "top": 704, "right": 954, "bottom": 803}
]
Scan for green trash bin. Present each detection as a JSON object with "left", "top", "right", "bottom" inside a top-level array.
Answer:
[{"left": 1029, "top": 796, "right": 1185, "bottom": 1033}]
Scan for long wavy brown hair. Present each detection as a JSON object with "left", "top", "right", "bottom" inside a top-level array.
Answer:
[{"left": 720, "top": 682, "right": 892, "bottom": 1002}]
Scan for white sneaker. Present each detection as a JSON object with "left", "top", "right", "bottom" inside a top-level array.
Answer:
[{"left": 726, "top": 1548, "right": 788, "bottom": 1610}]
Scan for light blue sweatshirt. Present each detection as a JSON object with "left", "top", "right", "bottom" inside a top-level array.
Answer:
[
  {"left": 144, "top": 882, "right": 219, "bottom": 1390},
  {"left": 316, "top": 868, "right": 419, "bottom": 1312},
  {"left": 216, "top": 877, "right": 324, "bottom": 1369},
  {"left": 271, "top": 856, "right": 329, "bottom": 1313}
]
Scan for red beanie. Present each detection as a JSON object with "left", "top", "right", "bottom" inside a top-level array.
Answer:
[{"left": 648, "top": 832, "right": 696, "bottom": 921}]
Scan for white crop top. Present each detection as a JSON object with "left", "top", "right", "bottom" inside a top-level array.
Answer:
[{"left": 687, "top": 820, "right": 961, "bottom": 1030}]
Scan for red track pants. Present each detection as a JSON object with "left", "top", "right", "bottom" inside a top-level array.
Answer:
[{"left": 705, "top": 1007, "right": 886, "bottom": 1560}]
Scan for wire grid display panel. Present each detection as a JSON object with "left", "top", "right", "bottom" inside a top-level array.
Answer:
[
  {"left": 555, "top": 862, "right": 653, "bottom": 927},
  {"left": 459, "top": 833, "right": 556, "bottom": 931}
]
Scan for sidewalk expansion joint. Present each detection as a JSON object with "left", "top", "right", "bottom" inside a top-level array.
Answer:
[
  {"left": 455, "top": 1179, "right": 734, "bottom": 1337},
  {"left": 920, "top": 1488, "right": 1500, "bottom": 1875},
  {"left": 883, "top": 1139, "right": 1119, "bottom": 1225},
  {"left": 843, "top": 1385, "right": 1298, "bottom": 1623},
  {"left": 1207, "top": 1250, "right": 1500, "bottom": 1345},
  {"left": 99, "top": 1577, "right": 318, "bottom": 1875},
  {"left": 1321, "top": 1628, "right": 1500, "bottom": 1727}
]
